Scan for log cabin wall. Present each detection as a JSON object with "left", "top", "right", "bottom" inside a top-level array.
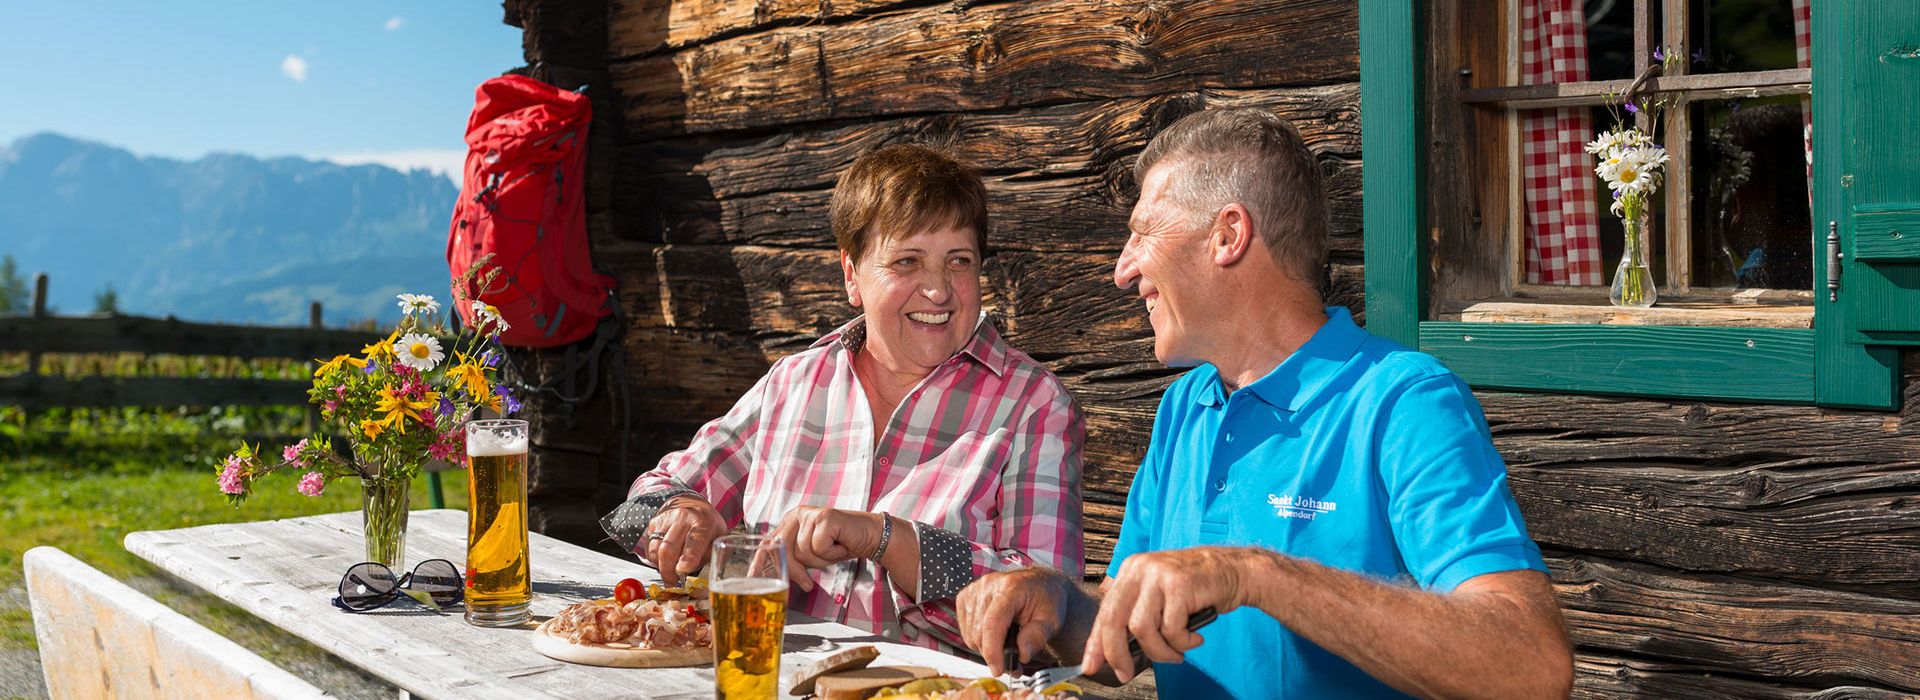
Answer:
[{"left": 501, "top": 1, "right": 1920, "bottom": 697}]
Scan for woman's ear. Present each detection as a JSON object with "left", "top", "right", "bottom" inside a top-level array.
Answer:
[{"left": 841, "top": 252, "right": 862, "bottom": 307}]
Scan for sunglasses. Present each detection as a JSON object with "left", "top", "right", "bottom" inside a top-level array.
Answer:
[{"left": 331, "top": 559, "right": 465, "bottom": 612}]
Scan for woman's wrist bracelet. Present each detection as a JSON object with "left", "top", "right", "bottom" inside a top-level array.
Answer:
[{"left": 869, "top": 513, "right": 894, "bottom": 560}]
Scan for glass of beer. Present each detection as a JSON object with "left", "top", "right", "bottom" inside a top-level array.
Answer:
[
  {"left": 463, "top": 418, "right": 531, "bottom": 627},
  {"left": 711, "top": 534, "right": 788, "bottom": 700}
]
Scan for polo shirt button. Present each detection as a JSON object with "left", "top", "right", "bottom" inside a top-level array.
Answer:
[
  {"left": 1213, "top": 479, "right": 1227, "bottom": 492},
  {"left": 1225, "top": 432, "right": 1235, "bottom": 444},
  {"left": 879, "top": 456, "right": 891, "bottom": 467},
  {"left": 834, "top": 593, "right": 846, "bottom": 604}
]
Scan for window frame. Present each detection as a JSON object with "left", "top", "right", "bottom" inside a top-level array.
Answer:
[{"left": 1360, "top": 0, "right": 1901, "bottom": 409}]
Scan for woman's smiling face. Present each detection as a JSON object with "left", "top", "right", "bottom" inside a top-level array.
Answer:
[{"left": 843, "top": 222, "right": 983, "bottom": 378}]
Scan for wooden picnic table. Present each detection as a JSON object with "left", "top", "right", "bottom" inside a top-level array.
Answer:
[{"left": 124, "top": 509, "right": 992, "bottom": 700}]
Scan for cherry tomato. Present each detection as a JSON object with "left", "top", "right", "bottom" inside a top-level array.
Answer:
[{"left": 613, "top": 578, "right": 644, "bottom": 605}]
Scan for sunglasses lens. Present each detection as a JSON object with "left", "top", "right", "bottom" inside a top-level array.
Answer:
[
  {"left": 410, "top": 559, "right": 465, "bottom": 606},
  {"left": 337, "top": 563, "right": 399, "bottom": 611}
]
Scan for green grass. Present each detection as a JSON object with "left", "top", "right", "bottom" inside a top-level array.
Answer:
[{"left": 2, "top": 432, "right": 468, "bottom": 698}]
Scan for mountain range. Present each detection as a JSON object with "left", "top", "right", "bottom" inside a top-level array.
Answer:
[{"left": 0, "top": 133, "right": 459, "bottom": 326}]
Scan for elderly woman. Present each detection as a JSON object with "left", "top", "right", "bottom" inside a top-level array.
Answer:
[{"left": 600, "top": 144, "right": 1084, "bottom": 654}]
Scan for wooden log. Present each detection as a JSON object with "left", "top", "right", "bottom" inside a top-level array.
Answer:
[
  {"left": 1512, "top": 457, "right": 1920, "bottom": 594},
  {"left": 0, "top": 314, "right": 382, "bottom": 360},
  {"left": 610, "top": 0, "right": 1358, "bottom": 137},
  {"left": 1550, "top": 555, "right": 1920, "bottom": 691},
  {"left": 609, "top": 0, "right": 951, "bottom": 59},
  {"left": 612, "top": 85, "right": 1362, "bottom": 255},
  {"left": 1573, "top": 655, "right": 1912, "bottom": 699}
]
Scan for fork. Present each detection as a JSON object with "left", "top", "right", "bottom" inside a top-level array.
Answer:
[{"left": 1006, "top": 606, "right": 1218, "bottom": 690}]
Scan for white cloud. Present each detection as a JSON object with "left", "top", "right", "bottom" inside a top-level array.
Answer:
[
  {"left": 280, "top": 55, "right": 309, "bottom": 83},
  {"left": 384, "top": 17, "right": 405, "bottom": 31},
  {"left": 321, "top": 149, "right": 466, "bottom": 184}
]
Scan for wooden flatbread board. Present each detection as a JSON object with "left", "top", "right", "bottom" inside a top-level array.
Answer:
[{"left": 531, "top": 617, "right": 713, "bottom": 668}]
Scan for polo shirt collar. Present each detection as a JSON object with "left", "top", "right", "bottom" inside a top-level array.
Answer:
[
  {"left": 1193, "top": 307, "right": 1367, "bottom": 412},
  {"left": 811, "top": 314, "right": 1010, "bottom": 377}
]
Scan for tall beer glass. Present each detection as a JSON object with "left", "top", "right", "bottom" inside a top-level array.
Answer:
[
  {"left": 464, "top": 418, "right": 530, "bottom": 627},
  {"left": 711, "top": 534, "right": 787, "bottom": 700}
]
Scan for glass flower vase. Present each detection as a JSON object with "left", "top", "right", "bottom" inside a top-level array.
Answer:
[
  {"left": 361, "top": 477, "right": 411, "bottom": 570},
  {"left": 1610, "top": 215, "right": 1658, "bottom": 308}
]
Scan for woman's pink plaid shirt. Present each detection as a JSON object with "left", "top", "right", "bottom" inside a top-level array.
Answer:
[{"left": 604, "top": 316, "right": 1085, "bottom": 656}]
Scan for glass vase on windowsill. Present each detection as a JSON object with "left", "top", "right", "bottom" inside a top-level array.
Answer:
[{"left": 1611, "top": 201, "right": 1658, "bottom": 308}]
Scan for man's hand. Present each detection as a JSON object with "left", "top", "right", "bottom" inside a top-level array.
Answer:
[
  {"left": 1083, "top": 547, "right": 1263, "bottom": 682},
  {"left": 769, "top": 506, "right": 884, "bottom": 592},
  {"left": 957, "top": 568, "right": 1073, "bottom": 675},
  {"left": 643, "top": 495, "right": 727, "bottom": 586}
]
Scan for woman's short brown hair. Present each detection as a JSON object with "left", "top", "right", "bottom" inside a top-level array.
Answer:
[{"left": 830, "top": 144, "right": 990, "bottom": 264}]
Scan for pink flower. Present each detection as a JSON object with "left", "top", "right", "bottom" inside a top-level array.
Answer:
[
  {"left": 217, "top": 457, "right": 246, "bottom": 495},
  {"left": 334, "top": 385, "right": 347, "bottom": 398},
  {"left": 297, "top": 471, "right": 326, "bottom": 497},
  {"left": 323, "top": 400, "right": 338, "bottom": 413},
  {"left": 282, "top": 439, "right": 310, "bottom": 466},
  {"left": 428, "top": 432, "right": 462, "bottom": 461}
]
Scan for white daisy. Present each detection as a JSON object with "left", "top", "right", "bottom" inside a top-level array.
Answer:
[
  {"left": 471, "top": 300, "right": 510, "bottom": 333},
  {"left": 393, "top": 333, "right": 445, "bottom": 371},
  {"left": 396, "top": 293, "right": 440, "bottom": 316}
]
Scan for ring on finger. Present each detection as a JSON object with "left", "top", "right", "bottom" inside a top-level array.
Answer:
[{"left": 647, "top": 532, "right": 667, "bottom": 542}]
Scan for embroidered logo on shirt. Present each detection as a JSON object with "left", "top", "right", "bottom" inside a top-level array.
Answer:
[{"left": 1267, "top": 493, "right": 1337, "bottom": 521}]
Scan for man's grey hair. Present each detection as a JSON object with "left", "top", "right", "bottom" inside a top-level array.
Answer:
[{"left": 1134, "top": 107, "right": 1329, "bottom": 285}]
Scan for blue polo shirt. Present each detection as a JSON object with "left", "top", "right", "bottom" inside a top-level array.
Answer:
[{"left": 1106, "top": 307, "right": 1546, "bottom": 699}]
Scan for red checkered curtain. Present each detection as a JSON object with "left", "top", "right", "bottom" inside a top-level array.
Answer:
[
  {"left": 1520, "top": 0, "right": 1602, "bottom": 285},
  {"left": 1796, "top": 0, "right": 1813, "bottom": 192}
]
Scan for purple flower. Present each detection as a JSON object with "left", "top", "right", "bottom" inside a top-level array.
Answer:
[
  {"left": 436, "top": 395, "right": 455, "bottom": 417},
  {"left": 297, "top": 471, "right": 326, "bottom": 497},
  {"left": 1652, "top": 47, "right": 1664, "bottom": 62},
  {"left": 1624, "top": 102, "right": 1640, "bottom": 114},
  {"left": 362, "top": 361, "right": 379, "bottom": 374},
  {"left": 496, "top": 385, "right": 522, "bottom": 414},
  {"left": 482, "top": 350, "right": 501, "bottom": 368}
]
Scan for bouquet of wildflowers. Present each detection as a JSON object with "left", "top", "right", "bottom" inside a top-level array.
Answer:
[
  {"left": 216, "top": 269, "right": 522, "bottom": 504},
  {"left": 1589, "top": 50, "right": 1681, "bottom": 307}
]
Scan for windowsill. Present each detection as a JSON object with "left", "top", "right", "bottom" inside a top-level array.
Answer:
[{"left": 1439, "top": 300, "right": 1813, "bottom": 329}]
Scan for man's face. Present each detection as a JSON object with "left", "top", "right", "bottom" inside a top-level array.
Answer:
[{"left": 1114, "top": 164, "right": 1212, "bottom": 367}]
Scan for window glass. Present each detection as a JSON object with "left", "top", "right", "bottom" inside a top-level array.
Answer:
[
  {"left": 1688, "top": 96, "right": 1813, "bottom": 289},
  {"left": 1689, "top": 0, "right": 1802, "bottom": 74},
  {"left": 1583, "top": 0, "right": 1641, "bottom": 81}
]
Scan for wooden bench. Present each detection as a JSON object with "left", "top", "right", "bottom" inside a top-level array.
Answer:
[{"left": 23, "top": 546, "right": 331, "bottom": 699}]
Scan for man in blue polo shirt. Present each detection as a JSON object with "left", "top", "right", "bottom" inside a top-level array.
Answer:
[{"left": 955, "top": 108, "right": 1573, "bottom": 698}]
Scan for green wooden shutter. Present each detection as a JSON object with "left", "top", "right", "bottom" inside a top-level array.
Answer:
[{"left": 1835, "top": 2, "right": 1920, "bottom": 346}]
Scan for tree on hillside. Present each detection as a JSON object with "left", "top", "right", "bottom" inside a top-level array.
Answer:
[
  {"left": 93, "top": 284, "right": 120, "bottom": 315},
  {"left": 0, "top": 255, "right": 28, "bottom": 315}
]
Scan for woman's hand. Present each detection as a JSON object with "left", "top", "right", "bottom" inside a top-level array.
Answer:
[
  {"left": 644, "top": 495, "right": 728, "bottom": 586},
  {"left": 769, "top": 506, "right": 885, "bottom": 591}
]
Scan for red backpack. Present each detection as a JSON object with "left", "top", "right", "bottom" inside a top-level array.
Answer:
[{"left": 448, "top": 75, "right": 614, "bottom": 347}]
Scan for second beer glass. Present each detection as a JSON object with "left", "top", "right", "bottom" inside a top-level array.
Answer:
[
  {"left": 711, "top": 534, "right": 787, "bottom": 700},
  {"left": 464, "top": 418, "right": 531, "bottom": 627}
]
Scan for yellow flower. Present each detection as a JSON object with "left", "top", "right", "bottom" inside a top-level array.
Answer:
[
  {"left": 374, "top": 385, "right": 437, "bottom": 434},
  {"left": 313, "top": 354, "right": 367, "bottom": 378},
  {"left": 448, "top": 353, "right": 491, "bottom": 400},
  {"left": 360, "top": 419, "right": 385, "bottom": 440},
  {"left": 363, "top": 328, "right": 402, "bottom": 363}
]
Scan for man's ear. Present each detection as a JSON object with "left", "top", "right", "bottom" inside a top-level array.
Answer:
[
  {"left": 841, "top": 252, "right": 862, "bottom": 307},
  {"left": 1209, "top": 203, "right": 1255, "bottom": 267}
]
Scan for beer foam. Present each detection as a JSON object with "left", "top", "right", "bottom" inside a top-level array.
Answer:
[
  {"left": 710, "top": 577, "right": 787, "bottom": 596},
  {"left": 466, "top": 430, "right": 528, "bottom": 456}
]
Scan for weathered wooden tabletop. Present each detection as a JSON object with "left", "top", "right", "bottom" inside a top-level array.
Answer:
[{"left": 124, "top": 509, "right": 990, "bottom": 700}]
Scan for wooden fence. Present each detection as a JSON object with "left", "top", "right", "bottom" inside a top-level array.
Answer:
[{"left": 0, "top": 274, "right": 381, "bottom": 414}]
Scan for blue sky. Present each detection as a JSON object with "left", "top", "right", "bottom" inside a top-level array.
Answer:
[{"left": 0, "top": 3, "right": 524, "bottom": 180}]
